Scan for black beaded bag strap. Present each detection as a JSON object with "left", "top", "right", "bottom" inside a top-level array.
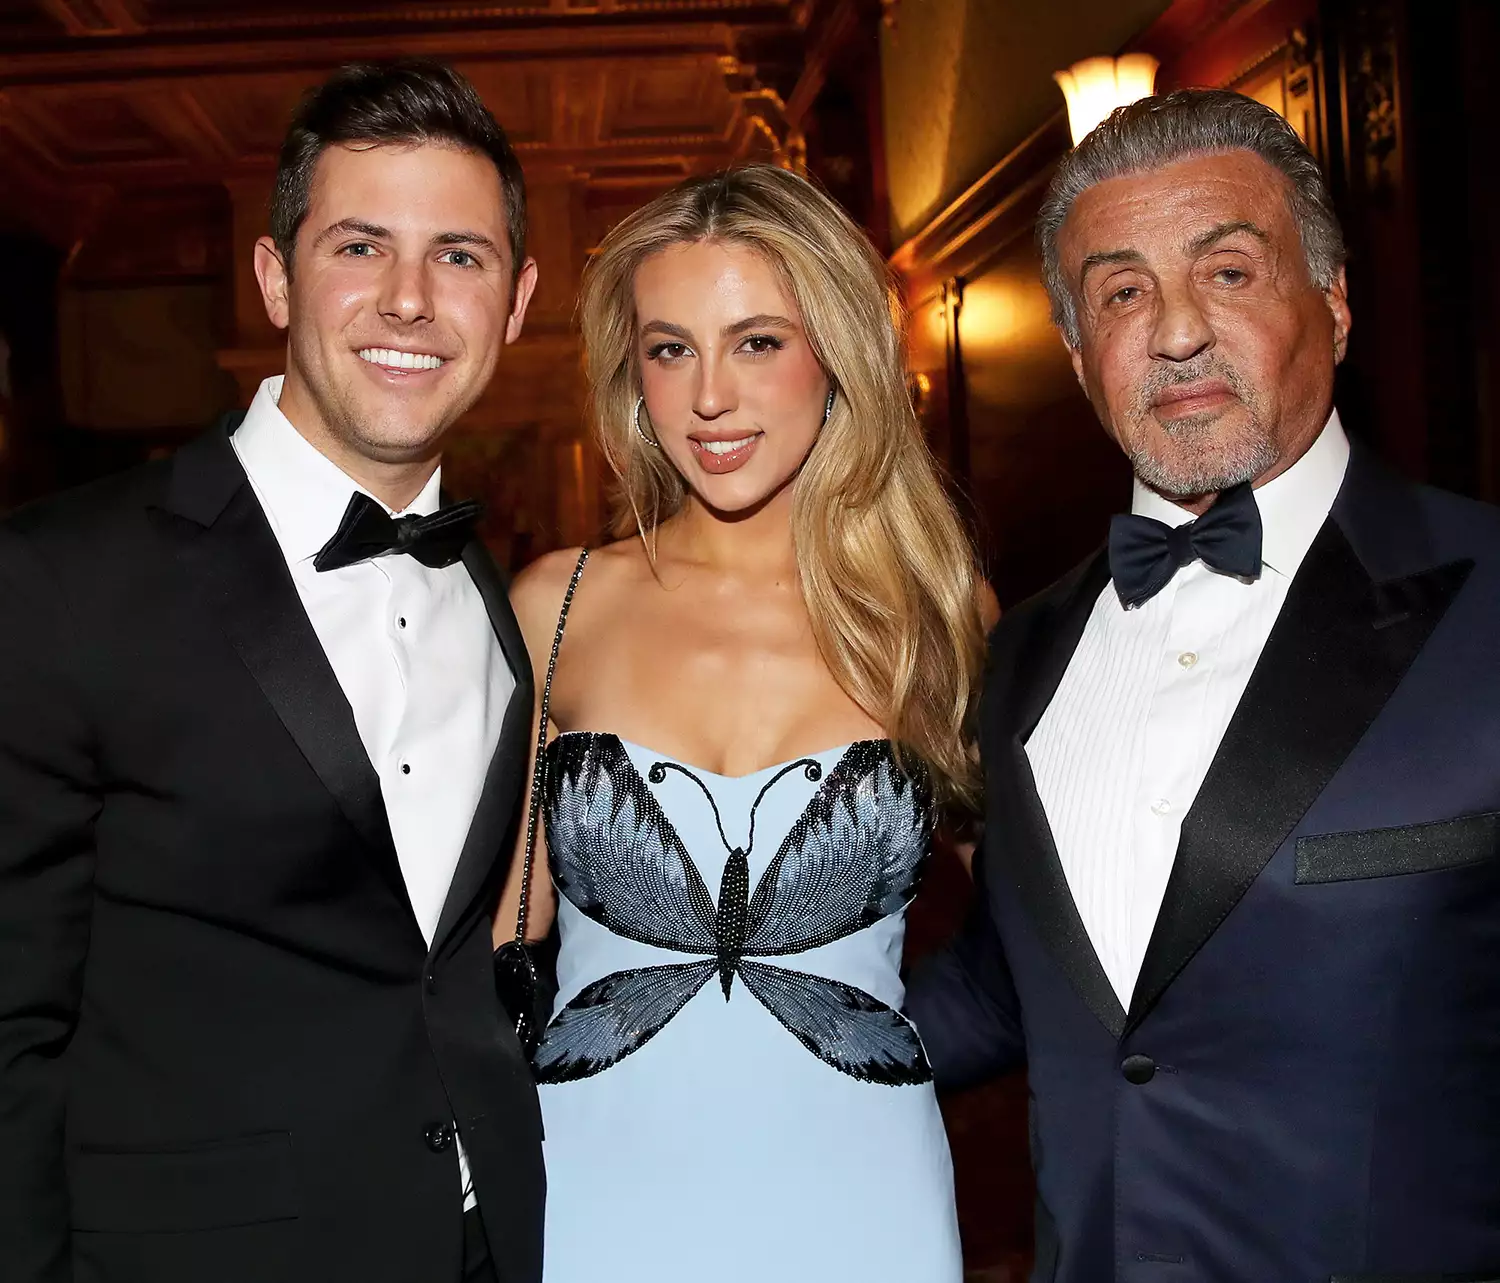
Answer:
[{"left": 509, "top": 547, "right": 589, "bottom": 946}]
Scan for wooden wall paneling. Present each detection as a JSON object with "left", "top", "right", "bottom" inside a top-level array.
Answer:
[
  {"left": 1312, "top": 0, "right": 1457, "bottom": 488},
  {"left": 1391, "top": 0, "right": 1492, "bottom": 499}
]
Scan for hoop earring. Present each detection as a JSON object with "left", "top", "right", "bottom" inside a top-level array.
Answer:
[
  {"left": 822, "top": 386, "right": 836, "bottom": 426},
  {"left": 633, "top": 396, "right": 661, "bottom": 449}
]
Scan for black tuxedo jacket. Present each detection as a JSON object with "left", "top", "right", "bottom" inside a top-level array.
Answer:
[
  {"left": 907, "top": 447, "right": 1500, "bottom": 1282},
  {"left": 0, "top": 416, "right": 543, "bottom": 1283}
]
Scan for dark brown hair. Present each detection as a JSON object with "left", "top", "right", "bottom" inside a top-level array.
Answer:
[{"left": 270, "top": 59, "right": 527, "bottom": 273}]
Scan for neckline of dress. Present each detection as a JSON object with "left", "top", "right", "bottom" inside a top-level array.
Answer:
[{"left": 546, "top": 728, "right": 892, "bottom": 782}]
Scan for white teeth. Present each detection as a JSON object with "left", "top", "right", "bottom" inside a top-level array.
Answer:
[
  {"left": 357, "top": 348, "right": 445, "bottom": 370},
  {"left": 699, "top": 436, "right": 757, "bottom": 456}
]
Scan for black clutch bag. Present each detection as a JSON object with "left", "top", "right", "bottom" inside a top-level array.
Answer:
[
  {"left": 494, "top": 549, "right": 588, "bottom": 1061},
  {"left": 494, "top": 937, "right": 540, "bottom": 1059}
]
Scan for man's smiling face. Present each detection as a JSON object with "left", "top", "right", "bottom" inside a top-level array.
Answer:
[{"left": 256, "top": 140, "right": 536, "bottom": 475}]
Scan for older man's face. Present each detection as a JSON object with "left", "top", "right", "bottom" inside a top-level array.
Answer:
[{"left": 1058, "top": 149, "right": 1351, "bottom": 505}]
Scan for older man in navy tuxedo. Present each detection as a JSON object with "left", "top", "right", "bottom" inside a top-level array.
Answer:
[{"left": 907, "top": 88, "right": 1500, "bottom": 1283}]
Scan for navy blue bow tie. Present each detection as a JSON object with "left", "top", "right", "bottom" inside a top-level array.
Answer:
[
  {"left": 1108, "top": 482, "right": 1263, "bottom": 609},
  {"left": 314, "top": 492, "right": 482, "bottom": 573}
]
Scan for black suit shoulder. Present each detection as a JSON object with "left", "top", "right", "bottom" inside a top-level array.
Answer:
[
  {"left": 985, "top": 546, "right": 1106, "bottom": 665},
  {"left": 2, "top": 456, "right": 171, "bottom": 560}
]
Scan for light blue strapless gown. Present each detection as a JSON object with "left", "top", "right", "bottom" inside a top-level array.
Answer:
[{"left": 535, "top": 730, "right": 962, "bottom": 1283}]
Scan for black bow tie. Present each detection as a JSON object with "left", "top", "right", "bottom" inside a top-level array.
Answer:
[
  {"left": 1108, "top": 482, "right": 1263, "bottom": 609},
  {"left": 313, "top": 492, "right": 483, "bottom": 573}
]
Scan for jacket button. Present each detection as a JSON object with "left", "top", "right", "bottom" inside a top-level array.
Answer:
[
  {"left": 424, "top": 1122, "right": 454, "bottom": 1153},
  {"left": 1121, "top": 1054, "right": 1156, "bottom": 1085},
  {"left": 425, "top": 971, "right": 438, "bottom": 995}
]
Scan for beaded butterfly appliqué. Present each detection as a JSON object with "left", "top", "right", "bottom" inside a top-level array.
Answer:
[{"left": 535, "top": 733, "right": 935, "bottom": 1086}]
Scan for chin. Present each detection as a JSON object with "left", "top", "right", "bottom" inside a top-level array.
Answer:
[
  {"left": 1133, "top": 436, "right": 1278, "bottom": 497},
  {"left": 691, "top": 473, "right": 789, "bottom": 518},
  {"left": 343, "top": 414, "right": 452, "bottom": 463}
]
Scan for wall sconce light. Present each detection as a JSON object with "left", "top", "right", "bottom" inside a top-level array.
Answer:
[{"left": 1054, "top": 53, "right": 1159, "bottom": 146}]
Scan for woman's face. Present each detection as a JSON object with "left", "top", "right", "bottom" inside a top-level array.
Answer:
[{"left": 633, "top": 238, "right": 831, "bottom": 517}]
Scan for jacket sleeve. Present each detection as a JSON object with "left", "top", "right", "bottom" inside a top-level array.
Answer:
[
  {"left": 904, "top": 849, "right": 1027, "bottom": 1090},
  {"left": 0, "top": 526, "right": 101, "bottom": 1283}
]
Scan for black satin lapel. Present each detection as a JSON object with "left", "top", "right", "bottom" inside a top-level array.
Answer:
[
  {"left": 461, "top": 541, "right": 529, "bottom": 685},
  {"left": 1125, "top": 522, "right": 1473, "bottom": 1035},
  {"left": 993, "top": 550, "right": 1127, "bottom": 1038},
  {"left": 431, "top": 542, "right": 536, "bottom": 953},
  {"left": 164, "top": 481, "right": 402, "bottom": 891},
  {"left": 1014, "top": 549, "right": 1114, "bottom": 737}
]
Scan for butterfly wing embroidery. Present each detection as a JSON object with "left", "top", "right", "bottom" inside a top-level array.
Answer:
[
  {"left": 534, "top": 960, "right": 718, "bottom": 1083},
  {"left": 737, "top": 961, "right": 932, "bottom": 1085},
  {"left": 730, "top": 743, "right": 934, "bottom": 1083},
  {"left": 545, "top": 733, "right": 718, "bottom": 953},
  {"left": 744, "top": 741, "right": 932, "bottom": 956},
  {"left": 540, "top": 736, "right": 934, "bottom": 1086}
]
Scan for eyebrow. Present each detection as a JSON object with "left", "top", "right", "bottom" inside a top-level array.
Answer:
[
  {"left": 1187, "top": 219, "right": 1271, "bottom": 254},
  {"left": 312, "top": 217, "right": 389, "bottom": 248},
  {"left": 1079, "top": 248, "right": 1145, "bottom": 285},
  {"left": 639, "top": 319, "right": 693, "bottom": 341},
  {"left": 1078, "top": 220, "right": 1273, "bottom": 286},
  {"left": 639, "top": 313, "right": 797, "bottom": 341},
  {"left": 433, "top": 229, "right": 501, "bottom": 256},
  {"left": 725, "top": 313, "right": 795, "bottom": 336}
]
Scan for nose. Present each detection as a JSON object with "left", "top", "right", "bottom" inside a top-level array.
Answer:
[
  {"left": 1149, "top": 277, "right": 1215, "bottom": 363},
  {"left": 377, "top": 255, "right": 434, "bottom": 327},
  {"left": 692, "top": 354, "right": 738, "bottom": 421}
]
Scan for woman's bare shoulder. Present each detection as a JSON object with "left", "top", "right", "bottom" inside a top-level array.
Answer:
[
  {"left": 509, "top": 546, "right": 586, "bottom": 629},
  {"left": 509, "top": 539, "right": 645, "bottom": 642}
]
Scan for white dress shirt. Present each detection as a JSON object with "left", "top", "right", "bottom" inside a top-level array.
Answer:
[
  {"left": 1024, "top": 413, "right": 1351, "bottom": 1008},
  {"left": 232, "top": 375, "right": 513, "bottom": 1206}
]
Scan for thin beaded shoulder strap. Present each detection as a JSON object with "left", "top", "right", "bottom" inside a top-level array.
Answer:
[{"left": 509, "top": 547, "right": 589, "bottom": 946}]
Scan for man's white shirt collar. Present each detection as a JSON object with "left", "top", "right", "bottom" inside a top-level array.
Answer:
[
  {"left": 232, "top": 374, "right": 443, "bottom": 566},
  {"left": 1130, "top": 409, "right": 1351, "bottom": 580}
]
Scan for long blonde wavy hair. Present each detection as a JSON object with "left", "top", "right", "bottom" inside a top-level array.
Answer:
[{"left": 577, "top": 166, "right": 986, "bottom": 808}]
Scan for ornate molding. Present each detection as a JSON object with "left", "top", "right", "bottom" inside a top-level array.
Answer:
[
  {"left": 889, "top": 111, "right": 1071, "bottom": 305},
  {"left": 1342, "top": 0, "right": 1400, "bottom": 198}
]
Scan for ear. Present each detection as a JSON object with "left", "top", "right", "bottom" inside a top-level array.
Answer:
[
  {"left": 1326, "top": 265, "right": 1352, "bottom": 364},
  {"left": 1065, "top": 332, "right": 1088, "bottom": 393},
  {"left": 504, "top": 257, "right": 540, "bottom": 345},
  {"left": 253, "top": 237, "right": 291, "bottom": 332}
]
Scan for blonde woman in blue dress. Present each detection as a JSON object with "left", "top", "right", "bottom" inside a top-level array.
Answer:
[{"left": 499, "top": 166, "right": 991, "bottom": 1283}]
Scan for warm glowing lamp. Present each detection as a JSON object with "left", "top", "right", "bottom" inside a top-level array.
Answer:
[{"left": 1054, "top": 53, "right": 1160, "bottom": 146}]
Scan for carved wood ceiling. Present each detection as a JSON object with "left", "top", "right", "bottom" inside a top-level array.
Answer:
[{"left": 0, "top": 0, "right": 851, "bottom": 243}]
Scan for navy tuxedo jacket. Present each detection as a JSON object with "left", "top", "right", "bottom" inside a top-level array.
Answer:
[
  {"left": 0, "top": 417, "right": 544, "bottom": 1283},
  {"left": 906, "top": 447, "right": 1500, "bottom": 1283}
]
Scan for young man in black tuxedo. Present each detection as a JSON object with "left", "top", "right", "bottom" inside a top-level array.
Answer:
[
  {"left": 906, "top": 89, "right": 1500, "bottom": 1281},
  {"left": 0, "top": 61, "right": 543, "bottom": 1283}
]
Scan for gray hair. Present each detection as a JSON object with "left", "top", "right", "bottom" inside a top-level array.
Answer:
[{"left": 1038, "top": 88, "right": 1346, "bottom": 347}]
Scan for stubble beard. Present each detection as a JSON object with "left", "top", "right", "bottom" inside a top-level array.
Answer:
[
  {"left": 1124, "top": 359, "right": 1278, "bottom": 499},
  {"left": 313, "top": 357, "right": 468, "bottom": 467}
]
